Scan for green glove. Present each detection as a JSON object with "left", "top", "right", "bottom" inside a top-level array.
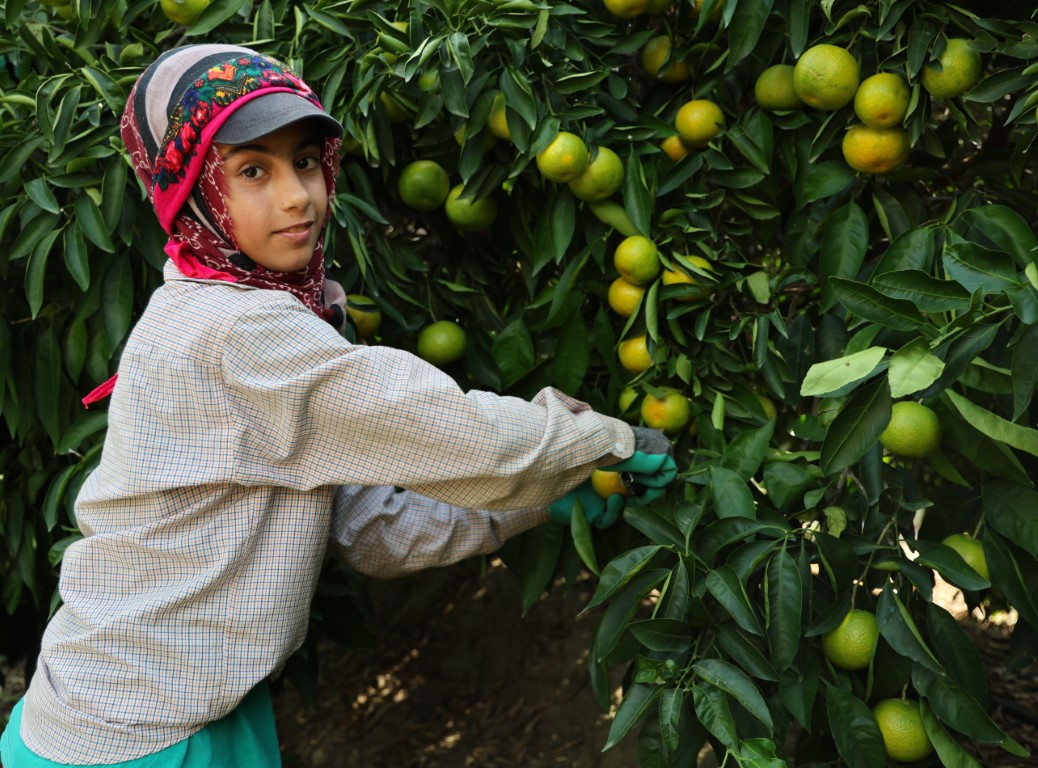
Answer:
[
  {"left": 609, "top": 450, "right": 678, "bottom": 504},
  {"left": 548, "top": 481, "right": 627, "bottom": 528}
]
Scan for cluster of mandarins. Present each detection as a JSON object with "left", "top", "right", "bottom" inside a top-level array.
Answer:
[
  {"left": 755, "top": 39, "right": 982, "bottom": 174},
  {"left": 625, "top": 0, "right": 982, "bottom": 178}
]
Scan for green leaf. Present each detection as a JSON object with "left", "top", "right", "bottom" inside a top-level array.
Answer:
[
  {"left": 964, "top": 66, "right": 1030, "bottom": 104},
  {"left": 914, "top": 666, "right": 1026, "bottom": 751},
  {"left": 570, "top": 498, "right": 599, "bottom": 576},
  {"left": 587, "top": 545, "right": 662, "bottom": 609},
  {"left": 871, "top": 269, "right": 972, "bottom": 312},
  {"left": 960, "top": 204, "right": 1038, "bottom": 269},
  {"left": 186, "top": 0, "right": 250, "bottom": 36},
  {"left": 765, "top": 551, "right": 802, "bottom": 670},
  {"left": 496, "top": 523, "right": 563, "bottom": 615},
  {"left": 624, "top": 504, "right": 686, "bottom": 550},
  {"left": 926, "top": 603, "right": 988, "bottom": 706},
  {"left": 873, "top": 225, "right": 936, "bottom": 276},
  {"left": 692, "top": 683, "right": 738, "bottom": 749},
  {"left": 800, "top": 346, "right": 887, "bottom": 397},
  {"left": 831, "top": 279, "right": 930, "bottom": 332},
  {"left": 75, "top": 192, "right": 115, "bottom": 253},
  {"left": 877, "top": 581, "right": 944, "bottom": 674},
  {"left": 706, "top": 565, "right": 762, "bottom": 635},
  {"left": 552, "top": 314, "right": 590, "bottom": 395},
  {"left": 548, "top": 190, "right": 575, "bottom": 264},
  {"left": 721, "top": 418, "right": 774, "bottom": 480},
  {"left": 34, "top": 323, "right": 62, "bottom": 447},
  {"left": 942, "top": 234, "right": 1021, "bottom": 295},
  {"left": 820, "top": 378, "right": 891, "bottom": 475},
  {"left": 715, "top": 624, "right": 780, "bottom": 682},
  {"left": 761, "top": 462, "right": 817, "bottom": 511},
  {"left": 658, "top": 687, "right": 684, "bottom": 755},
  {"left": 101, "top": 257, "right": 133, "bottom": 350},
  {"left": 982, "top": 481, "right": 1038, "bottom": 558},
  {"left": 629, "top": 618, "right": 692, "bottom": 652},
  {"left": 709, "top": 465, "right": 756, "bottom": 518},
  {"left": 914, "top": 544, "right": 990, "bottom": 591},
  {"left": 63, "top": 225, "right": 90, "bottom": 291},
  {"left": 778, "top": 664, "right": 818, "bottom": 730},
  {"left": 733, "top": 738, "right": 785, "bottom": 768},
  {"left": 888, "top": 338, "right": 945, "bottom": 398},
  {"left": 920, "top": 702, "right": 984, "bottom": 768},
  {"left": 593, "top": 569, "right": 668, "bottom": 661},
  {"left": 799, "top": 159, "right": 854, "bottom": 203},
  {"left": 623, "top": 151, "right": 654, "bottom": 240},
  {"left": 79, "top": 66, "right": 125, "bottom": 114},
  {"left": 501, "top": 67, "right": 537, "bottom": 130},
  {"left": 11, "top": 211, "right": 60, "bottom": 263},
  {"left": 26, "top": 228, "right": 62, "bottom": 318},
  {"left": 25, "top": 177, "right": 60, "bottom": 214},
  {"left": 820, "top": 202, "right": 869, "bottom": 311},
  {"left": 100, "top": 156, "right": 127, "bottom": 232},
  {"left": 934, "top": 323, "right": 1000, "bottom": 391},
  {"left": 944, "top": 389, "right": 1038, "bottom": 458},
  {"left": 56, "top": 411, "right": 108, "bottom": 455},
  {"left": 726, "top": 0, "right": 773, "bottom": 68},
  {"left": 491, "top": 318, "right": 534, "bottom": 388},
  {"left": 42, "top": 464, "right": 79, "bottom": 531},
  {"left": 825, "top": 684, "right": 886, "bottom": 768},
  {"left": 726, "top": 124, "right": 770, "bottom": 176},
  {"left": 697, "top": 517, "right": 788, "bottom": 564},
  {"left": 445, "top": 32, "right": 474, "bottom": 85},
  {"left": 603, "top": 683, "right": 660, "bottom": 751},
  {"left": 984, "top": 531, "right": 1038, "bottom": 634},
  {"left": 693, "top": 658, "right": 773, "bottom": 731},
  {"left": 0, "top": 136, "right": 45, "bottom": 181}
]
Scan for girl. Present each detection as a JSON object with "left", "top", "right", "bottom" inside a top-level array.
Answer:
[{"left": 2, "top": 44, "right": 672, "bottom": 766}]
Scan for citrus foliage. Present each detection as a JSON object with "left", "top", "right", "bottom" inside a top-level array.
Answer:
[{"left": 3, "top": 0, "right": 1038, "bottom": 764}]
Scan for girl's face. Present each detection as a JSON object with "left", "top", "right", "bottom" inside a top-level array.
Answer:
[{"left": 218, "top": 120, "right": 329, "bottom": 273}]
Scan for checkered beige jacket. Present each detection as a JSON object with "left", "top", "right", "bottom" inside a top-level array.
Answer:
[{"left": 22, "top": 261, "right": 634, "bottom": 763}]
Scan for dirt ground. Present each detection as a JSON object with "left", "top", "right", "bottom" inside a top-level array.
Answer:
[
  {"left": 272, "top": 560, "right": 641, "bottom": 767},
  {"left": 2, "top": 560, "right": 1036, "bottom": 767}
]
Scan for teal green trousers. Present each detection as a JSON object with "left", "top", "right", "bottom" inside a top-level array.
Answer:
[{"left": 0, "top": 683, "right": 280, "bottom": 767}]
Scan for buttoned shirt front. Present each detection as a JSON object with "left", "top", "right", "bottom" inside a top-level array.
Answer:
[{"left": 22, "top": 261, "right": 635, "bottom": 764}]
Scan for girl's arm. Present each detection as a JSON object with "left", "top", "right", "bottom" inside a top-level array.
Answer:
[
  {"left": 222, "top": 297, "right": 635, "bottom": 510},
  {"left": 328, "top": 484, "right": 547, "bottom": 578}
]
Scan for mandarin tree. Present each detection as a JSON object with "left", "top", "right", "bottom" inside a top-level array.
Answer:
[{"left": 3, "top": 0, "right": 1038, "bottom": 765}]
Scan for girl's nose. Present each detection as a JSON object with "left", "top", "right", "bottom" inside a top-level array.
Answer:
[{"left": 280, "top": 171, "right": 312, "bottom": 211}]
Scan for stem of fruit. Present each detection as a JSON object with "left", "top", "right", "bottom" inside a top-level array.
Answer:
[{"left": 852, "top": 518, "right": 897, "bottom": 607}]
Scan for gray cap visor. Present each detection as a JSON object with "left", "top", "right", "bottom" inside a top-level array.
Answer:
[{"left": 215, "top": 92, "right": 343, "bottom": 144}]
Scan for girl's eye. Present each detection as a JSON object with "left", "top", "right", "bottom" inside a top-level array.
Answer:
[
  {"left": 297, "top": 155, "right": 321, "bottom": 171},
  {"left": 240, "top": 165, "right": 266, "bottom": 181}
]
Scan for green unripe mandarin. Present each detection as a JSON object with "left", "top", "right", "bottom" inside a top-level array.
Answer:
[
  {"left": 880, "top": 401, "right": 941, "bottom": 458},
  {"left": 754, "top": 64, "right": 804, "bottom": 110},
  {"left": 873, "top": 699, "right": 934, "bottom": 763},
  {"left": 444, "top": 184, "right": 498, "bottom": 232},
  {"left": 821, "top": 609, "right": 878, "bottom": 670},
  {"left": 417, "top": 321, "right": 466, "bottom": 366},
  {"left": 397, "top": 160, "right": 450, "bottom": 211},
  {"left": 942, "top": 533, "right": 990, "bottom": 581},
  {"left": 922, "top": 38, "right": 982, "bottom": 100}
]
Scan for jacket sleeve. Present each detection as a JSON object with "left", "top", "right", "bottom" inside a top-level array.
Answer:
[
  {"left": 328, "top": 484, "right": 549, "bottom": 577},
  {"left": 221, "top": 297, "right": 635, "bottom": 510}
]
